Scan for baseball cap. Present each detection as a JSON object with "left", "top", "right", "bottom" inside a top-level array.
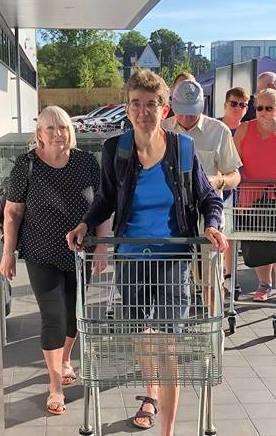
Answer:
[{"left": 172, "top": 80, "right": 204, "bottom": 115}]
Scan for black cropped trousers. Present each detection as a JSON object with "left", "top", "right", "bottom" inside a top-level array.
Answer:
[{"left": 26, "top": 262, "right": 78, "bottom": 350}]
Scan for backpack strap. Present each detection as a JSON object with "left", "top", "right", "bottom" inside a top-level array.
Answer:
[
  {"left": 177, "top": 133, "right": 194, "bottom": 210},
  {"left": 177, "top": 133, "right": 194, "bottom": 173},
  {"left": 117, "top": 130, "right": 134, "bottom": 159},
  {"left": 114, "top": 130, "right": 134, "bottom": 183}
]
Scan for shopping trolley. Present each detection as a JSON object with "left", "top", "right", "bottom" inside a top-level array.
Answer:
[
  {"left": 76, "top": 237, "right": 224, "bottom": 436},
  {"left": 224, "top": 180, "right": 276, "bottom": 334}
]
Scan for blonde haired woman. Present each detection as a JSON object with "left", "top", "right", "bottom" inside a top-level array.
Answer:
[
  {"left": 234, "top": 88, "right": 276, "bottom": 301},
  {"left": 0, "top": 106, "right": 108, "bottom": 414}
]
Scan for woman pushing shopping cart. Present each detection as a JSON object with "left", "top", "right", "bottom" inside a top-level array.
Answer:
[
  {"left": 225, "top": 88, "right": 276, "bottom": 334},
  {"left": 74, "top": 236, "right": 224, "bottom": 436},
  {"left": 67, "top": 69, "right": 227, "bottom": 436}
]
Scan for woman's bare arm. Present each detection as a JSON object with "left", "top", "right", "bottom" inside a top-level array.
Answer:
[
  {"left": 233, "top": 122, "right": 249, "bottom": 160},
  {"left": 0, "top": 201, "right": 25, "bottom": 279},
  {"left": 3, "top": 201, "right": 25, "bottom": 254}
]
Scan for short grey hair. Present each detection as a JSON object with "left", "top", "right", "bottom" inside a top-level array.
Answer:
[
  {"left": 257, "top": 72, "right": 276, "bottom": 91},
  {"left": 36, "top": 106, "right": 76, "bottom": 148},
  {"left": 256, "top": 88, "right": 276, "bottom": 105}
]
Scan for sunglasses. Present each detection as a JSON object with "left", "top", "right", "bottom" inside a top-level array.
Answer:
[
  {"left": 228, "top": 100, "right": 248, "bottom": 109},
  {"left": 256, "top": 105, "right": 275, "bottom": 112}
]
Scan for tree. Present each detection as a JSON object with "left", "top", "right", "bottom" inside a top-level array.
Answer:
[
  {"left": 189, "top": 55, "right": 211, "bottom": 77},
  {"left": 149, "top": 29, "right": 184, "bottom": 69},
  {"left": 118, "top": 30, "right": 148, "bottom": 81},
  {"left": 37, "top": 29, "right": 123, "bottom": 88},
  {"left": 118, "top": 30, "right": 148, "bottom": 55}
]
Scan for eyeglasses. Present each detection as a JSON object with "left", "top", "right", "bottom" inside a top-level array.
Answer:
[
  {"left": 228, "top": 100, "right": 248, "bottom": 109},
  {"left": 128, "top": 100, "right": 162, "bottom": 112},
  {"left": 256, "top": 105, "right": 275, "bottom": 112}
]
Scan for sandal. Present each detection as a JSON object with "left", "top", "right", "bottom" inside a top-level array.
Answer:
[
  {"left": 253, "top": 289, "right": 271, "bottom": 302},
  {"left": 47, "top": 392, "right": 66, "bottom": 415},
  {"left": 132, "top": 395, "right": 159, "bottom": 429},
  {"left": 62, "top": 364, "right": 77, "bottom": 385}
]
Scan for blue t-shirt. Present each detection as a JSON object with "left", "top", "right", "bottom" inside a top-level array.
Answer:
[{"left": 118, "top": 161, "right": 185, "bottom": 256}]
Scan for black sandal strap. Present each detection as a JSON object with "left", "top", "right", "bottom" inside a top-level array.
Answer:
[{"left": 135, "top": 395, "right": 159, "bottom": 414}]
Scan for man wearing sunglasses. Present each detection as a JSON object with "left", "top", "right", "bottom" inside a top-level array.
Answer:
[{"left": 219, "top": 87, "right": 249, "bottom": 295}]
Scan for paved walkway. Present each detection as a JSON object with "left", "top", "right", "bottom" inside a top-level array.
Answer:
[{"left": 3, "top": 260, "right": 276, "bottom": 436}]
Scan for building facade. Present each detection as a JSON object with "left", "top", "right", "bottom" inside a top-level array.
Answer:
[
  {"left": 0, "top": 14, "right": 38, "bottom": 137},
  {"left": 211, "top": 40, "right": 276, "bottom": 69}
]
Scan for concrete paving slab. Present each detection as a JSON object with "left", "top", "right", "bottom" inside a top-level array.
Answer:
[
  {"left": 4, "top": 259, "right": 276, "bottom": 435},
  {"left": 252, "top": 418, "right": 276, "bottom": 436}
]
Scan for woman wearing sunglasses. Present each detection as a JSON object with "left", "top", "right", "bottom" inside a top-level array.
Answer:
[
  {"left": 234, "top": 88, "right": 276, "bottom": 301},
  {"left": 219, "top": 87, "right": 249, "bottom": 294}
]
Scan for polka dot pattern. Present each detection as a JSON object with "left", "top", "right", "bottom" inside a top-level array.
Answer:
[{"left": 7, "top": 149, "right": 100, "bottom": 271}]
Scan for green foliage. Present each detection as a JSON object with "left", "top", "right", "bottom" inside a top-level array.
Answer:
[
  {"left": 37, "top": 28, "right": 211, "bottom": 89},
  {"left": 37, "top": 29, "right": 123, "bottom": 89},
  {"left": 161, "top": 54, "right": 192, "bottom": 86},
  {"left": 190, "top": 55, "right": 211, "bottom": 77},
  {"left": 160, "top": 66, "right": 171, "bottom": 85},
  {"left": 149, "top": 28, "right": 184, "bottom": 68},
  {"left": 118, "top": 30, "right": 148, "bottom": 55}
]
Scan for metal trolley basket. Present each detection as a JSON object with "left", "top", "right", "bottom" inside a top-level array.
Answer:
[
  {"left": 224, "top": 180, "right": 276, "bottom": 334},
  {"left": 76, "top": 237, "right": 224, "bottom": 436}
]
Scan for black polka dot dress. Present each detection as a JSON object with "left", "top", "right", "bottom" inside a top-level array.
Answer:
[{"left": 7, "top": 148, "right": 100, "bottom": 271}]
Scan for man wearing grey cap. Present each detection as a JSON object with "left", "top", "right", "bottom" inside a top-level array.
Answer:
[
  {"left": 163, "top": 80, "right": 242, "bottom": 301},
  {"left": 163, "top": 80, "right": 242, "bottom": 194}
]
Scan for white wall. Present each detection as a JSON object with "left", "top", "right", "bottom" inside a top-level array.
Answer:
[
  {"left": 19, "top": 29, "right": 37, "bottom": 70},
  {"left": 0, "top": 63, "right": 15, "bottom": 136},
  {"left": 0, "top": 29, "right": 37, "bottom": 137},
  {"left": 20, "top": 79, "right": 38, "bottom": 131},
  {"left": 0, "top": 63, "right": 37, "bottom": 137}
]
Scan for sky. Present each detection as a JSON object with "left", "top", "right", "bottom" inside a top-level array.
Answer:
[{"left": 134, "top": 0, "right": 276, "bottom": 58}]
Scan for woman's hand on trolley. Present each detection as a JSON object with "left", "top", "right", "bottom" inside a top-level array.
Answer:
[
  {"left": 0, "top": 251, "right": 16, "bottom": 280},
  {"left": 66, "top": 223, "right": 88, "bottom": 251},
  {"left": 204, "top": 227, "right": 229, "bottom": 252},
  {"left": 92, "top": 244, "right": 108, "bottom": 275}
]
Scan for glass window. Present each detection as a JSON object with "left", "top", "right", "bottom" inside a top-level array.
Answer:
[
  {"left": 0, "top": 24, "right": 37, "bottom": 88},
  {"left": 241, "top": 46, "right": 260, "bottom": 62},
  {"left": 269, "top": 47, "right": 276, "bottom": 59}
]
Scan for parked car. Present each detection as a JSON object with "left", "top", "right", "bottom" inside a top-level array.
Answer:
[
  {"left": 105, "top": 113, "right": 132, "bottom": 132},
  {"left": 71, "top": 104, "right": 117, "bottom": 123},
  {"left": 85, "top": 105, "right": 126, "bottom": 131}
]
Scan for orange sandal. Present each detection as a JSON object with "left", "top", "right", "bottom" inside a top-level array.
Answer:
[{"left": 132, "top": 395, "right": 159, "bottom": 429}]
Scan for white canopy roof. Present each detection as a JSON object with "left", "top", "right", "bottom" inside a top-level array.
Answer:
[{"left": 0, "top": 0, "right": 160, "bottom": 29}]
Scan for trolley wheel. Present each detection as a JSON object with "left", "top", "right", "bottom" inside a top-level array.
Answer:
[
  {"left": 234, "top": 285, "right": 241, "bottom": 302},
  {"left": 273, "top": 320, "right": 276, "bottom": 337},
  {"left": 228, "top": 316, "right": 237, "bottom": 334},
  {"left": 205, "top": 430, "right": 216, "bottom": 435},
  {"left": 79, "top": 425, "right": 94, "bottom": 435}
]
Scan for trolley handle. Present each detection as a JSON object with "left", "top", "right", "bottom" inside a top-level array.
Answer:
[{"left": 83, "top": 236, "right": 210, "bottom": 247}]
